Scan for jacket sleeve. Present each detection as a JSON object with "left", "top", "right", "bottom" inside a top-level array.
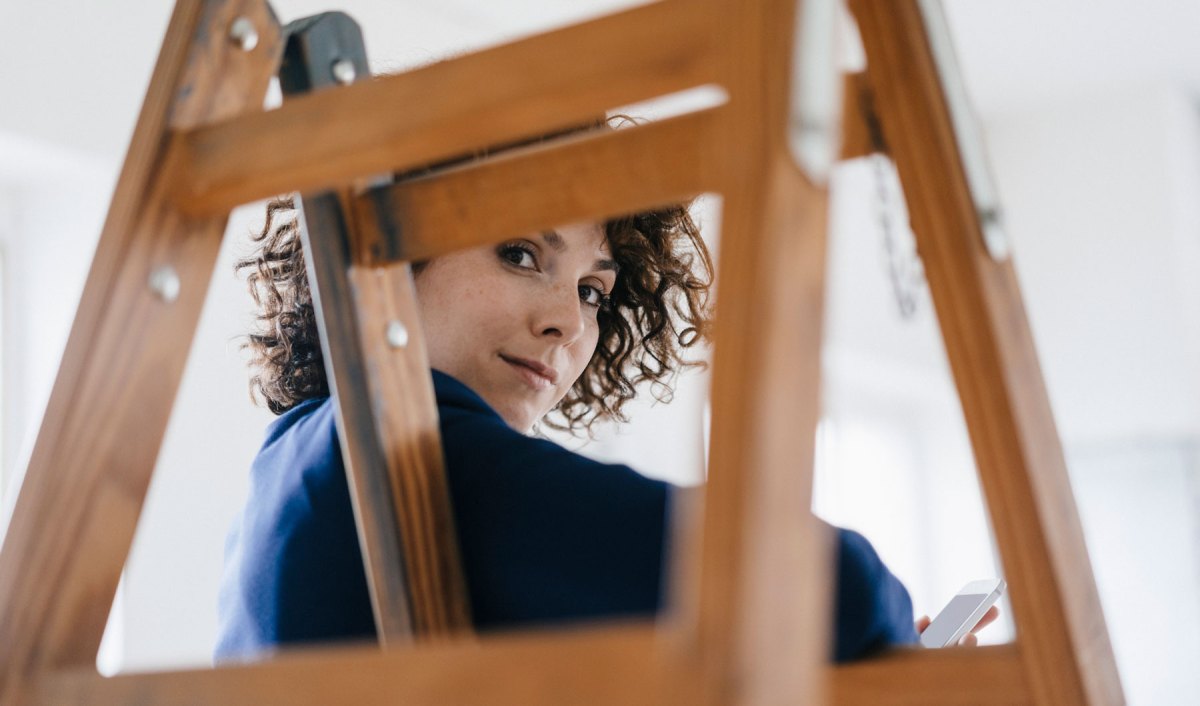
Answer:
[
  {"left": 440, "top": 394, "right": 917, "bottom": 659},
  {"left": 214, "top": 400, "right": 375, "bottom": 662},
  {"left": 831, "top": 524, "right": 920, "bottom": 661},
  {"left": 440, "top": 406, "right": 669, "bottom": 627}
]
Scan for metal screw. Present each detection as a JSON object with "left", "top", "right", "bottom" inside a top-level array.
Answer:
[
  {"left": 331, "top": 58, "right": 358, "bottom": 85},
  {"left": 149, "top": 266, "right": 181, "bottom": 303},
  {"left": 386, "top": 320, "right": 409, "bottom": 349},
  {"left": 229, "top": 17, "right": 258, "bottom": 52}
]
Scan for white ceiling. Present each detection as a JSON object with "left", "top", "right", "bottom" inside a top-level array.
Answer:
[
  {"left": 1, "top": 0, "right": 1198, "bottom": 164},
  {"left": 943, "top": 0, "right": 1200, "bottom": 118}
]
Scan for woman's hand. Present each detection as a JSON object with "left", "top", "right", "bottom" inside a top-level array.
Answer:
[{"left": 915, "top": 605, "right": 1000, "bottom": 647}]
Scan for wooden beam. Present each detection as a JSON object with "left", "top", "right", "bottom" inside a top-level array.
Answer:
[
  {"left": 839, "top": 72, "right": 881, "bottom": 161},
  {"left": 678, "top": 1, "right": 831, "bottom": 705},
  {"left": 346, "top": 262, "right": 471, "bottom": 637},
  {"left": 167, "top": 0, "right": 718, "bottom": 216},
  {"left": 0, "top": 0, "right": 282, "bottom": 699},
  {"left": 352, "top": 107, "right": 722, "bottom": 263},
  {"left": 36, "top": 624, "right": 698, "bottom": 706},
  {"left": 282, "top": 11, "right": 471, "bottom": 644},
  {"left": 830, "top": 646, "right": 1030, "bottom": 705},
  {"left": 849, "top": 1, "right": 1124, "bottom": 704}
]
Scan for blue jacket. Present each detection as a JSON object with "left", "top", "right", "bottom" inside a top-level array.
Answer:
[{"left": 216, "top": 370, "right": 917, "bottom": 662}]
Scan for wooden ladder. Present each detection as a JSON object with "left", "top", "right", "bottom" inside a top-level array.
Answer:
[{"left": 0, "top": 0, "right": 1124, "bottom": 704}]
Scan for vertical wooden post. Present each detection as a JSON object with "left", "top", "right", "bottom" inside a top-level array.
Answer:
[
  {"left": 0, "top": 1, "right": 281, "bottom": 702},
  {"left": 280, "top": 13, "right": 471, "bottom": 642},
  {"left": 680, "top": 1, "right": 834, "bottom": 704},
  {"left": 849, "top": 1, "right": 1124, "bottom": 704}
]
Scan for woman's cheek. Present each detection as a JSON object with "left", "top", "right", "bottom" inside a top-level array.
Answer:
[{"left": 572, "top": 330, "right": 602, "bottom": 378}]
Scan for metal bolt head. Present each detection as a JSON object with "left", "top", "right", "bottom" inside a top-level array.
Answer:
[
  {"left": 229, "top": 17, "right": 258, "bottom": 52},
  {"left": 332, "top": 58, "right": 358, "bottom": 85},
  {"left": 386, "top": 320, "right": 409, "bottom": 349},
  {"left": 149, "top": 266, "right": 181, "bottom": 303}
]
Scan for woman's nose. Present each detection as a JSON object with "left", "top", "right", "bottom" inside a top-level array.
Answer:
[{"left": 535, "top": 284, "right": 586, "bottom": 343}]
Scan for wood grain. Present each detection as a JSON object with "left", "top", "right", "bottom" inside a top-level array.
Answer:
[
  {"left": 849, "top": 1, "right": 1124, "bottom": 704},
  {"left": 296, "top": 196, "right": 403, "bottom": 640},
  {"left": 0, "top": 1, "right": 280, "bottom": 703},
  {"left": 36, "top": 623, "right": 698, "bottom": 706},
  {"left": 347, "top": 261, "right": 473, "bottom": 638},
  {"left": 673, "top": 1, "right": 832, "bottom": 705},
  {"left": 839, "top": 72, "right": 881, "bottom": 161},
  {"left": 352, "top": 107, "right": 723, "bottom": 264},
  {"left": 831, "top": 646, "right": 1029, "bottom": 705},
  {"left": 167, "top": 0, "right": 719, "bottom": 216},
  {"left": 282, "top": 10, "right": 471, "bottom": 645},
  {"left": 300, "top": 192, "right": 473, "bottom": 641}
]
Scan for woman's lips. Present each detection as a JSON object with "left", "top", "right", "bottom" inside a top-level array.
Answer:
[{"left": 499, "top": 354, "right": 557, "bottom": 390}]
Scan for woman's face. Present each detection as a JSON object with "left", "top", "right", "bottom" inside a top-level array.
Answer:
[{"left": 413, "top": 222, "right": 617, "bottom": 432}]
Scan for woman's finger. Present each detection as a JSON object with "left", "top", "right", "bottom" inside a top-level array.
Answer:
[
  {"left": 972, "top": 605, "right": 1000, "bottom": 633},
  {"left": 915, "top": 615, "right": 931, "bottom": 634},
  {"left": 959, "top": 632, "right": 979, "bottom": 647}
]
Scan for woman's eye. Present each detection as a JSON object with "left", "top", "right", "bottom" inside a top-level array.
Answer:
[
  {"left": 579, "top": 284, "right": 609, "bottom": 309},
  {"left": 498, "top": 243, "right": 536, "bottom": 269}
]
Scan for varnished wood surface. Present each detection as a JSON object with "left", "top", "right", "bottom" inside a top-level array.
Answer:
[
  {"left": 283, "top": 11, "right": 471, "bottom": 644},
  {"left": 298, "top": 195, "right": 413, "bottom": 641},
  {"left": 167, "top": 0, "right": 718, "bottom": 216},
  {"left": 0, "top": 2, "right": 281, "bottom": 704},
  {"left": 839, "top": 72, "right": 880, "bottom": 161},
  {"left": 347, "top": 263, "right": 473, "bottom": 637},
  {"left": 676, "top": 1, "right": 831, "bottom": 704},
  {"left": 831, "top": 646, "right": 1029, "bottom": 705},
  {"left": 849, "top": 1, "right": 1124, "bottom": 704},
  {"left": 353, "top": 107, "right": 723, "bottom": 264},
  {"left": 32, "top": 636, "right": 1031, "bottom": 706},
  {"left": 35, "top": 623, "right": 698, "bottom": 706}
]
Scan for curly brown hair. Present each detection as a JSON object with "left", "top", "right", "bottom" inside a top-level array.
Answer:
[{"left": 238, "top": 157, "right": 713, "bottom": 434}]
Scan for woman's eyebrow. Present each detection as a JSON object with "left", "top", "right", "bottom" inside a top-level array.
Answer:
[
  {"left": 541, "top": 230, "right": 619, "bottom": 274},
  {"left": 540, "top": 231, "right": 566, "bottom": 252}
]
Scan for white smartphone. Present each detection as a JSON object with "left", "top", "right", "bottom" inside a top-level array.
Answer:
[{"left": 919, "top": 578, "right": 1006, "bottom": 648}]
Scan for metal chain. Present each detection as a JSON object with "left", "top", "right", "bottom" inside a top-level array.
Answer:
[{"left": 871, "top": 153, "right": 925, "bottom": 320}]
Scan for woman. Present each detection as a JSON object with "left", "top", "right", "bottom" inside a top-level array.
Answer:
[{"left": 215, "top": 192, "right": 927, "bottom": 663}]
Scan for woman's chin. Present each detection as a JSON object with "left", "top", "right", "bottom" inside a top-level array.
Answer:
[{"left": 490, "top": 399, "right": 538, "bottom": 434}]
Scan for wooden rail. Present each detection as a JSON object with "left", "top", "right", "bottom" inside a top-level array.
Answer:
[
  {"left": 0, "top": 2, "right": 282, "bottom": 702},
  {"left": 850, "top": 1, "right": 1123, "bottom": 704},
  {"left": 166, "top": 0, "right": 718, "bottom": 215},
  {"left": 353, "top": 107, "right": 723, "bottom": 264}
]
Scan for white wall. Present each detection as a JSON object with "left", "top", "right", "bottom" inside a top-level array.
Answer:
[
  {"left": 818, "top": 156, "right": 1010, "bottom": 641},
  {"left": 988, "top": 85, "right": 1200, "bottom": 444},
  {"left": 0, "top": 136, "right": 110, "bottom": 518},
  {"left": 117, "top": 206, "right": 279, "bottom": 670},
  {"left": 988, "top": 83, "right": 1200, "bottom": 705},
  {"left": 815, "top": 83, "right": 1200, "bottom": 704},
  {"left": 0, "top": 141, "right": 278, "bottom": 671}
]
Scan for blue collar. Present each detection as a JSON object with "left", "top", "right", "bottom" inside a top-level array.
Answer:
[
  {"left": 266, "top": 369, "right": 502, "bottom": 432},
  {"left": 432, "top": 369, "right": 502, "bottom": 420}
]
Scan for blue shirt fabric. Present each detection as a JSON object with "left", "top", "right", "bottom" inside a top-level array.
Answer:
[{"left": 216, "top": 370, "right": 918, "bottom": 662}]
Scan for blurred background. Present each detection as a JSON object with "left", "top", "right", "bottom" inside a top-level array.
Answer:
[{"left": 1, "top": 1, "right": 1197, "bottom": 703}]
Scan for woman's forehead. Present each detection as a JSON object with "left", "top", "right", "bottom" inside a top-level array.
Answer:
[{"left": 542, "top": 222, "right": 611, "bottom": 256}]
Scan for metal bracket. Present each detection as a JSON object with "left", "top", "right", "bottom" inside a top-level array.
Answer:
[
  {"left": 279, "top": 12, "right": 370, "bottom": 95},
  {"left": 917, "top": 0, "right": 1010, "bottom": 262}
]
